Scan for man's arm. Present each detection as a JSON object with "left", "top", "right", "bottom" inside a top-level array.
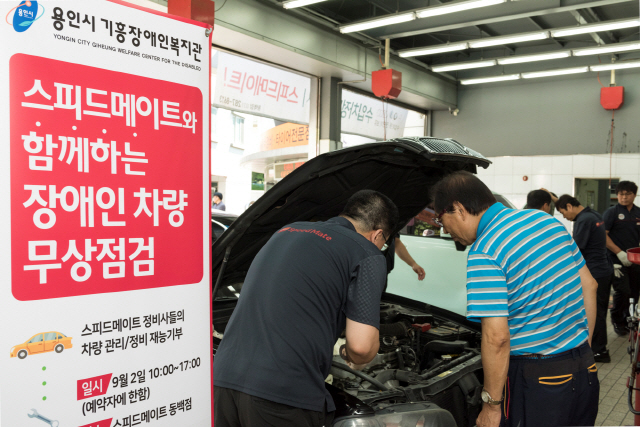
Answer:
[
  {"left": 395, "top": 238, "right": 426, "bottom": 280},
  {"left": 578, "top": 264, "right": 597, "bottom": 345},
  {"left": 343, "top": 318, "right": 379, "bottom": 365},
  {"left": 476, "top": 317, "right": 510, "bottom": 427},
  {"left": 606, "top": 231, "right": 623, "bottom": 254}
]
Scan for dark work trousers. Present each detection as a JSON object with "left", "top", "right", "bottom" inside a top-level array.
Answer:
[
  {"left": 592, "top": 274, "right": 613, "bottom": 354},
  {"left": 610, "top": 263, "right": 640, "bottom": 327},
  {"left": 214, "top": 386, "right": 335, "bottom": 427},
  {"left": 500, "top": 342, "right": 599, "bottom": 427}
]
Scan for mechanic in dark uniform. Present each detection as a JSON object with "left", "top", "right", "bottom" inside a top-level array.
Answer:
[
  {"left": 604, "top": 181, "right": 640, "bottom": 336},
  {"left": 556, "top": 195, "right": 614, "bottom": 362},
  {"left": 214, "top": 190, "right": 398, "bottom": 427}
]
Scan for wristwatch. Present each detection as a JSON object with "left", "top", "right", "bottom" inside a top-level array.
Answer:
[{"left": 481, "top": 389, "right": 503, "bottom": 405}]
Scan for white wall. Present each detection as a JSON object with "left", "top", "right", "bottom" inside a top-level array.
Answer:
[{"left": 478, "top": 153, "right": 640, "bottom": 230}]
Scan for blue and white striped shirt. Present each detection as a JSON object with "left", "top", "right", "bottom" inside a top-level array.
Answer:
[{"left": 467, "top": 203, "right": 588, "bottom": 356}]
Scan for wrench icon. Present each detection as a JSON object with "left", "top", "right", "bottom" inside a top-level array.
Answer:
[{"left": 27, "top": 408, "right": 59, "bottom": 427}]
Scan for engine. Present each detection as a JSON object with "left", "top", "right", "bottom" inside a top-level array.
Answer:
[{"left": 328, "top": 303, "right": 484, "bottom": 426}]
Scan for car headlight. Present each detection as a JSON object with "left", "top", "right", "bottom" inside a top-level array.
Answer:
[
  {"left": 10, "top": 346, "right": 15, "bottom": 354},
  {"left": 332, "top": 406, "right": 455, "bottom": 427}
]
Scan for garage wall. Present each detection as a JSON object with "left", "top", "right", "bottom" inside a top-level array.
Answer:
[
  {"left": 432, "top": 70, "right": 640, "bottom": 157},
  {"left": 477, "top": 152, "right": 640, "bottom": 232}
]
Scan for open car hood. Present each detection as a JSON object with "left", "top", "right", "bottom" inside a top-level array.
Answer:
[{"left": 212, "top": 137, "right": 490, "bottom": 290}]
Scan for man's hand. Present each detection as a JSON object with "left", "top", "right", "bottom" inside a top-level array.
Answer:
[
  {"left": 618, "top": 251, "right": 633, "bottom": 267},
  {"left": 412, "top": 264, "right": 426, "bottom": 281},
  {"left": 614, "top": 264, "right": 624, "bottom": 278},
  {"left": 476, "top": 404, "right": 502, "bottom": 427}
]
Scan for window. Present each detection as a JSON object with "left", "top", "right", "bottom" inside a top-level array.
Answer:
[
  {"left": 211, "top": 107, "right": 218, "bottom": 141},
  {"left": 29, "top": 334, "right": 43, "bottom": 343},
  {"left": 45, "top": 332, "right": 58, "bottom": 341},
  {"left": 232, "top": 114, "right": 244, "bottom": 148}
]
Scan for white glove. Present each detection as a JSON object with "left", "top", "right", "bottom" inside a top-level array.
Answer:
[
  {"left": 618, "top": 251, "right": 633, "bottom": 267},
  {"left": 614, "top": 264, "right": 624, "bottom": 278}
]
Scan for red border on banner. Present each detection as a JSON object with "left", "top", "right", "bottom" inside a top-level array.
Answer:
[{"left": 106, "top": 0, "right": 214, "bottom": 424}]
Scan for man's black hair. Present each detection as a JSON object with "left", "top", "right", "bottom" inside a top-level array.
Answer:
[
  {"left": 432, "top": 171, "right": 496, "bottom": 215},
  {"left": 526, "top": 190, "right": 552, "bottom": 210},
  {"left": 555, "top": 194, "right": 581, "bottom": 210},
  {"left": 214, "top": 192, "right": 223, "bottom": 200},
  {"left": 340, "top": 190, "right": 399, "bottom": 237},
  {"left": 616, "top": 181, "right": 638, "bottom": 195}
]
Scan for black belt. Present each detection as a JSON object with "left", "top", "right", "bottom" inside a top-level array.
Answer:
[{"left": 510, "top": 342, "right": 589, "bottom": 360}]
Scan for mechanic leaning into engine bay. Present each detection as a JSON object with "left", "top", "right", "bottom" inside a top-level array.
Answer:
[
  {"left": 213, "top": 189, "right": 398, "bottom": 427},
  {"left": 432, "top": 171, "right": 599, "bottom": 427}
]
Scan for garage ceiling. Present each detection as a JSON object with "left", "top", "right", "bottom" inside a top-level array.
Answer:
[{"left": 272, "top": 0, "right": 640, "bottom": 83}]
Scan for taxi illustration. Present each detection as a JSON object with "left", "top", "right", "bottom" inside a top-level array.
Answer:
[{"left": 10, "top": 332, "right": 72, "bottom": 359}]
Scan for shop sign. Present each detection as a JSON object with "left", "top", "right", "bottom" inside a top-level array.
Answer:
[
  {"left": 0, "top": 1, "right": 212, "bottom": 426},
  {"left": 275, "top": 161, "right": 305, "bottom": 180},
  {"left": 214, "top": 52, "right": 311, "bottom": 124},
  {"left": 260, "top": 122, "right": 309, "bottom": 152},
  {"left": 341, "top": 89, "right": 409, "bottom": 140}
]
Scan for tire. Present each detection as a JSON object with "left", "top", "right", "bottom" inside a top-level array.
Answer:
[
  {"left": 54, "top": 344, "right": 64, "bottom": 353},
  {"left": 17, "top": 349, "right": 28, "bottom": 359}
]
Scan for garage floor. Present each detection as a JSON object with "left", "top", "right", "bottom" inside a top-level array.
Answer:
[{"left": 596, "top": 323, "right": 635, "bottom": 426}]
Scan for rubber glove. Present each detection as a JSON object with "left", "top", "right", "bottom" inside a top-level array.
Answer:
[
  {"left": 618, "top": 251, "right": 633, "bottom": 267},
  {"left": 614, "top": 264, "right": 624, "bottom": 279}
]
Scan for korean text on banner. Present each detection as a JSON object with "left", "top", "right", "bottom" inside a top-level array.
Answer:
[
  {"left": 0, "top": 1, "right": 212, "bottom": 426},
  {"left": 341, "top": 89, "right": 408, "bottom": 140},
  {"left": 213, "top": 52, "right": 311, "bottom": 124}
]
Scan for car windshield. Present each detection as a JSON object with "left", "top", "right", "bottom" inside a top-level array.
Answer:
[{"left": 211, "top": 213, "right": 237, "bottom": 227}]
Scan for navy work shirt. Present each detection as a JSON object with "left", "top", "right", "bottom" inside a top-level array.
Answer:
[
  {"left": 603, "top": 203, "right": 640, "bottom": 261},
  {"left": 214, "top": 217, "right": 387, "bottom": 412},
  {"left": 573, "top": 207, "right": 613, "bottom": 279}
]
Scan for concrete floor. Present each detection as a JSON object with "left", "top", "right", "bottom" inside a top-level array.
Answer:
[{"left": 595, "top": 323, "right": 636, "bottom": 426}]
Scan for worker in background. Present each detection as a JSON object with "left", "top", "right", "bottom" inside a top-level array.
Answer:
[
  {"left": 212, "top": 192, "right": 226, "bottom": 211},
  {"left": 432, "top": 171, "right": 598, "bottom": 427},
  {"left": 556, "top": 195, "right": 614, "bottom": 363},
  {"left": 214, "top": 190, "right": 398, "bottom": 427},
  {"left": 604, "top": 180, "right": 640, "bottom": 336},
  {"left": 525, "top": 189, "right": 554, "bottom": 213}
]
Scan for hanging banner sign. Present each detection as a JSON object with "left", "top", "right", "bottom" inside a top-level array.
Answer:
[
  {"left": 213, "top": 52, "right": 311, "bottom": 124},
  {"left": 0, "top": 1, "right": 212, "bottom": 426},
  {"left": 341, "top": 89, "right": 408, "bottom": 140}
]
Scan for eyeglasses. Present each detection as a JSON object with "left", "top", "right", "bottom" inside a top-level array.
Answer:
[
  {"left": 434, "top": 208, "right": 449, "bottom": 227},
  {"left": 619, "top": 192, "right": 636, "bottom": 197},
  {"left": 380, "top": 231, "right": 388, "bottom": 242}
]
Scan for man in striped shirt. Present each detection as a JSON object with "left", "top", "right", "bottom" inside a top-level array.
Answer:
[{"left": 432, "top": 171, "right": 598, "bottom": 427}]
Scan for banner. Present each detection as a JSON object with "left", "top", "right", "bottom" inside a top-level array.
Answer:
[
  {"left": 213, "top": 52, "right": 311, "bottom": 124},
  {"left": 1, "top": 1, "right": 212, "bottom": 426},
  {"left": 341, "top": 89, "right": 409, "bottom": 140}
]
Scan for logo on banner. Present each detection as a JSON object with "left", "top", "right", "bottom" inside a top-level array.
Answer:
[{"left": 5, "top": 1, "right": 44, "bottom": 33}]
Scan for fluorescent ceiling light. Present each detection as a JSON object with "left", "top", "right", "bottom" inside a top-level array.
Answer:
[
  {"left": 522, "top": 66, "right": 589, "bottom": 79},
  {"left": 432, "top": 59, "right": 497, "bottom": 72},
  {"left": 460, "top": 74, "right": 521, "bottom": 85},
  {"left": 590, "top": 60, "right": 640, "bottom": 72},
  {"left": 551, "top": 19, "right": 640, "bottom": 38},
  {"left": 498, "top": 50, "right": 571, "bottom": 65},
  {"left": 468, "top": 31, "right": 549, "bottom": 48},
  {"left": 340, "top": 13, "right": 415, "bottom": 33},
  {"left": 416, "top": 0, "right": 506, "bottom": 19},
  {"left": 399, "top": 42, "right": 468, "bottom": 58},
  {"left": 282, "top": 0, "right": 328, "bottom": 8},
  {"left": 573, "top": 41, "right": 640, "bottom": 57}
]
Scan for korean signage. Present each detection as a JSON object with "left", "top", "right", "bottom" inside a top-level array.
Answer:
[
  {"left": 260, "top": 122, "right": 309, "bottom": 152},
  {"left": 213, "top": 52, "right": 311, "bottom": 124},
  {"left": 1, "top": 1, "right": 212, "bottom": 426},
  {"left": 341, "top": 89, "right": 409, "bottom": 140},
  {"left": 275, "top": 161, "right": 305, "bottom": 180}
]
